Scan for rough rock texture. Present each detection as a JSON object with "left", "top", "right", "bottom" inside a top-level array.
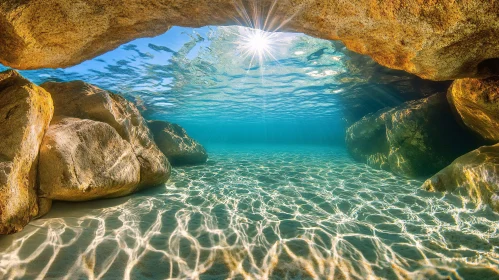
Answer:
[
  {"left": 1, "top": 1, "right": 499, "bottom": 80},
  {"left": 148, "top": 120, "right": 208, "bottom": 166},
  {"left": 41, "top": 81, "right": 171, "bottom": 187},
  {"left": 38, "top": 118, "right": 141, "bottom": 201},
  {"left": 0, "top": 70, "right": 54, "bottom": 234},
  {"left": 346, "top": 93, "right": 480, "bottom": 177},
  {"left": 423, "top": 144, "right": 499, "bottom": 212},
  {"left": 447, "top": 78, "right": 499, "bottom": 142}
]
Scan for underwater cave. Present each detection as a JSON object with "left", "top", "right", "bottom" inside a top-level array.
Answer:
[{"left": 1, "top": 1, "right": 499, "bottom": 279}]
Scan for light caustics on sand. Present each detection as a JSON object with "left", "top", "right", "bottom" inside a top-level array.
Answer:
[{"left": 0, "top": 146, "right": 498, "bottom": 280}]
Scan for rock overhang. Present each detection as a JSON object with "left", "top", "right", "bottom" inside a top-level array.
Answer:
[{"left": 0, "top": 0, "right": 499, "bottom": 80}]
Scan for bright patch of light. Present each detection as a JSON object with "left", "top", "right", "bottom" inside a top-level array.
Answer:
[
  {"left": 306, "top": 70, "right": 339, "bottom": 78},
  {"left": 247, "top": 30, "right": 270, "bottom": 53},
  {"left": 235, "top": 27, "right": 280, "bottom": 69}
]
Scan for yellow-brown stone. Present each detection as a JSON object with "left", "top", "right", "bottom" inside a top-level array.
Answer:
[
  {"left": 38, "top": 118, "right": 141, "bottom": 201},
  {"left": 448, "top": 78, "right": 499, "bottom": 142},
  {"left": 423, "top": 144, "right": 499, "bottom": 212},
  {"left": 148, "top": 120, "right": 208, "bottom": 166},
  {"left": 0, "top": 70, "right": 54, "bottom": 234},
  {"left": 1, "top": 1, "right": 499, "bottom": 80},
  {"left": 41, "top": 81, "right": 171, "bottom": 188}
]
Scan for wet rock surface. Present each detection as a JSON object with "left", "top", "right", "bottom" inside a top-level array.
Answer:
[
  {"left": 38, "top": 118, "right": 141, "bottom": 201},
  {"left": 148, "top": 120, "right": 208, "bottom": 166},
  {"left": 448, "top": 77, "right": 499, "bottom": 142},
  {"left": 346, "top": 93, "right": 480, "bottom": 177},
  {"left": 345, "top": 107, "right": 392, "bottom": 171},
  {"left": 423, "top": 144, "right": 499, "bottom": 212},
  {"left": 0, "top": 70, "right": 54, "bottom": 234},
  {"left": 1, "top": 1, "right": 499, "bottom": 80},
  {"left": 0, "top": 75, "right": 176, "bottom": 234},
  {"left": 41, "top": 81, "right": 171, "bottom": 187}
]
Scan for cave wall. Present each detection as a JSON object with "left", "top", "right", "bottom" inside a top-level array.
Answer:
[{"left": 1, "top": 0, "right": 499, "bottom": 80}]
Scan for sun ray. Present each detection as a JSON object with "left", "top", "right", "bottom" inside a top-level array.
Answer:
[{"left": 229, "top": 0, "right": 308, "bottom": 75}]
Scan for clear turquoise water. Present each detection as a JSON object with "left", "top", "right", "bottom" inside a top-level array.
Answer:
[
  {"left": 1, "top": 26, "right": 499, "bottom": 279},
  {"left": 0, "top": 26, "right": 346, "bottom": 124},
  {"left": 1, "top": 145, "right": 498, "bottom": 279}
]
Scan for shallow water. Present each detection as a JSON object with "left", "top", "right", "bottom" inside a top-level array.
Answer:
[
  {"left": 1, "top": 25, "right": 498, "bottom": 280},
  {"left": 1, "top": 145, "right": 498, "bottom": 279}
]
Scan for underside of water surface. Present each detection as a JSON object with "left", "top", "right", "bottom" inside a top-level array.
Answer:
[{"left": 0, "top": 25, "right": 498, "bottom": 280}]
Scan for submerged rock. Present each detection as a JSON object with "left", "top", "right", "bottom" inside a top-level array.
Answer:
[
  {"left": 345, "top": 107, "right": 392, "bottom": 170},
  {"left": 41, "top": 81, "right": 171, "bottom": 187},
  {"left": 38, "top": 118, "right": 141, "bottom": 201},
  {"left": 0, "top": 70, "right": 54, "bottom": 234},
  {"left": 448, "top": 78, "right": 499, "bottom": 142},
  {"left": 346, "top": 93, "right": 479, "bottom": 177},
  {"left": 148, "top": 120, "right": 208, "bottom": 166},
  {"left": 0, "top": 1, "right": 498, "bottom": 80},
  {"left": 423, "top": 144, "right": 499, "bottom": 212}
]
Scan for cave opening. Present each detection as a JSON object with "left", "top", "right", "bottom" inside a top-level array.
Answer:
[
  {"left": 1, "top": 26, "right": 433, "bottom": 146},
  {"left": 1, "top": 24, "right": 498, "bottom": 280}
]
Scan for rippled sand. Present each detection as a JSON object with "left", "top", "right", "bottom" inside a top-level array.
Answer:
[{"left": 1, "top": 145, "right": 498, "bottom": 279}]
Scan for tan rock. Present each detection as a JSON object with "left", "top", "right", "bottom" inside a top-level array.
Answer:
[
  {"left": 36, "top": 198, "right": 52, "bottom": 218},
  {"left": 38, "top": 118, "right": 141, "bottom": 201},
  {"left": 41, "top": 81, "right": 171, "bottom": 187},
  {"left": 448, "top": 78, "right": 499, "bottom": 142},
  {"left": 1, "top": 1, "right": 499, "bottom": 80},
  {"left": 109, "top": 94, "right": 171, "bottom": 187},
  {"left": 148, "top": 120, "right": 208, "bottom": 166},
  {"left": 346, "top": 93, "right": 479, "bottom": 177},
  {"left": 0, "top": 70, "right": 54, "bottom": 234},
  {"left": 423, "top": 144, "right": 499, "bottom": 212}
]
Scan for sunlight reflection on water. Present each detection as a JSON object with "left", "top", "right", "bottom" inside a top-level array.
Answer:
[{"left": 1, "top": 145, "right": 498, "bottom": 280}]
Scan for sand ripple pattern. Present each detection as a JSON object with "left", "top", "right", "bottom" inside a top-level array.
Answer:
[{"left": 1, "top": 146, "right": 498, "bottom": 279}]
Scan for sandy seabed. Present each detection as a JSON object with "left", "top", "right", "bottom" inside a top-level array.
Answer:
[{"left": 1, "top": 145, "right": 498, "bottom": 280}]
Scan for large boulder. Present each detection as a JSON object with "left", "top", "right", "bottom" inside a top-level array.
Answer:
[
  {"left": 0, "top": 70, "right": 54, "bottom": 234},
  {"left": 422, "top": 144, "right": 499, "bottom": 212},
  {"left": 0, "top": 1, "right": 499, "bottom": 80},
  {"left": 346, "top": 93, "right": 479, "bottom": 177},
  {"left": 148, "top": 120, "right": 208, "bottom": 166},
  {"left": 447, "top": 77, "right": 499, "bottom": 142},
  {"left": 38, "top": 118, "right": 141, "bottom": 201},
  {"left": 41, "top": 81, "right": 170, "bottom": 187}
]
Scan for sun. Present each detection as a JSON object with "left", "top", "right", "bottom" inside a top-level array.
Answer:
[
  {"left": 246, "top": 29, "right": 271, "bottom": 53},
  {"left": 227, "top": 0, "right": 306, "bottom": 73},
  {"left": 235, "top": 27, "right": 278, "bottom": 69}
]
